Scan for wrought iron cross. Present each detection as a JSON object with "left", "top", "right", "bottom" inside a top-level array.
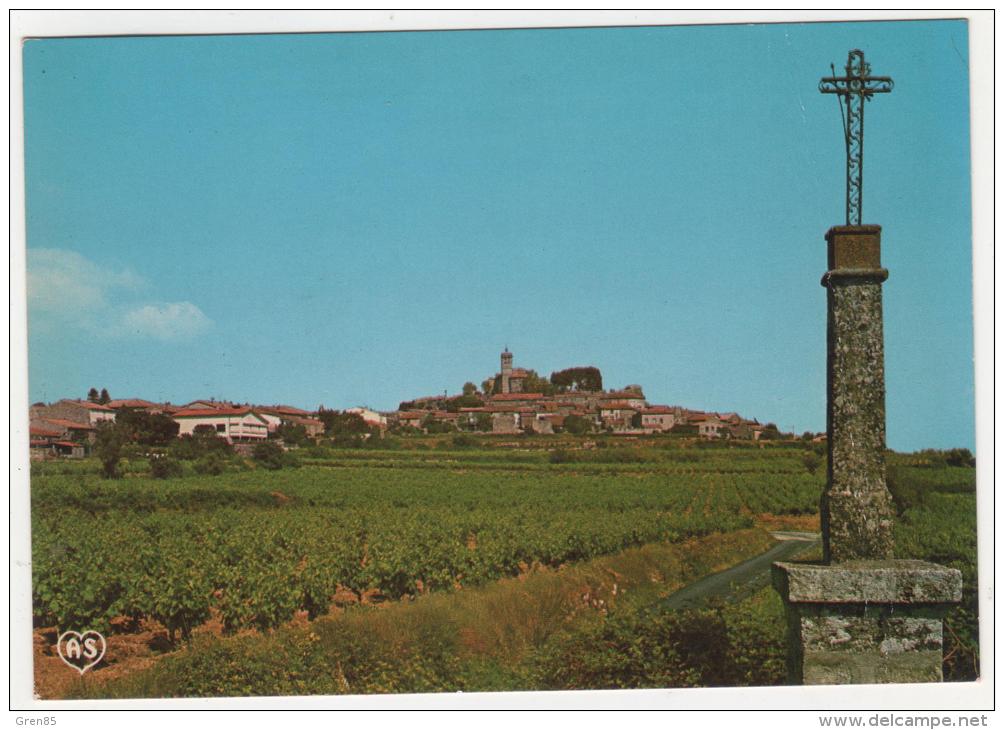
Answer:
[{"left": 819, "top": 49, "right": 894, "bottom": 226}]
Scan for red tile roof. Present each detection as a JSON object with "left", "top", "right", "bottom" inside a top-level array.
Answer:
[
  {"left": 602, "top": 390, "right": 645, "bottom": 399},
  {"left": 29, "top": 426, "right": 62, "bottom": 437},
  {"left": 601, "top": 402, "right": 638, "bottom": 411},
  {"left": 173, "top": 407, "right": 257, "bottom": 418},
  {"left": 642, "top": 406, "right": 675, "bottom": 414},
  {"left": 490, "top": 393, "right": 545, "bottom": 401},
  {"left": 61, "top": 399, "right": 115, "bottom": 411},
  {"left": 258, "top": 404, "right": 312, "bottom": 416},
  {"left": 106, "top": 399, "right": 158, "bottom": 409},
  {"left": 38, "top": 418, "right": 96, "bottom": 430},
  {"left": 287, "top": 415, "right": 323, "bottom": 426},
  {"left": 183, "top": 400, "right": 235, "bottom": 410}
]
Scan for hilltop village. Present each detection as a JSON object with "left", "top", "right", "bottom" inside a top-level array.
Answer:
[{"left": 28, "top": 349, "right": 776, "bottom": 457}]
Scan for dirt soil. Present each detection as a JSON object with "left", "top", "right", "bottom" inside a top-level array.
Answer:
[
  {"left": 753, "top": 513, "right": 820, "bottom": 532},
  {"left": 34, "top": 618, "right": 172, "bottom": 699}
]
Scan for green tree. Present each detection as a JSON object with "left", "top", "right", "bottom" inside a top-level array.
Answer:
[
  {"left": 276, "top": 422, "right": 309, "bottom": 447},
  {"left": 116, "top": 409, "right": 180, "bottom": 446},
  {"left": 563, "top": 414, "right": 593, "bottom": 435},
  {"left": 759, "top": 424, "right": 782, "bottom": 441},
  {"left": 421, "top": 415, "right": 456, "bottom": 434},
  {"left": 550, "top": 366, "right": 603, "bottom": 392},
  {"left": 520, "top": 370, "right": 556, "bottom": 395},
  {"left": 446, "top": 393, "right": 482, "bottom": 411},
  {"left": 94, "top": 421, "right": 124, "bottom": 479},
  {"left": 475, "top": 413, "right": 493, "bottom": 432},
  {"left": 98, "top": 388, "right": 111, "bottom": 405},
  {"left": 87, "top": 387, "right": 100, "bottom": 403},
  {"left": 317, "top": 409, "right": 372, "bottom": 437},
  {"left": 462, "top": 382, "right": 478, "bottom": 396}
]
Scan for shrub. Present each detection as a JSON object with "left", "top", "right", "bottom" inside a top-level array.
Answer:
[
  {"left": 150, "top": 456, "right": 184, "bottom": 479},
  {"left": 549, "top": 449, "right": 572, "bottom": 464},
  {"left": 801, "top": 452, "right": 822, "bottom": 475},
  {"left": 170, "top": 432, "right": 233, "bottom": 461},
  {"left": 531, "top": 589, "right": 786, "bottom": 690},
  {"left": 252, "top": 441, "right": 287, "bottom": 470},
  {"left": 194, "top": 452, "right": 227, "bottom": 476},
  {"left": 945, "top": 448, "right": 976, "bottom": 468}
]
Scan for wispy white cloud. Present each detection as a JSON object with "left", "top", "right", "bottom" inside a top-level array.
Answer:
[
  {"left": 121, "top": 302, "right": 212, "bottom": 341},
  {"left": 27, "top": 248, "right": 143, "bottom": 315},
  {"left": 27, "top": 248, "right": 212, "bottom": 341}
]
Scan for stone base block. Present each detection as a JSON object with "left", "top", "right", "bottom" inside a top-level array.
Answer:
[{"left": 772, "top": 560, "right": 962, "bottom": 685}]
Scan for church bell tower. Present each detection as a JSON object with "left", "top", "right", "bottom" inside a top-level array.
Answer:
[{"left": 500, "top": 348, "right": 513, "bottom": 394}]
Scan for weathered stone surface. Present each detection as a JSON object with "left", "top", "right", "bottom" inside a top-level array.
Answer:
[
  {"left": 773, "top": 558, "right": 962, "bottom": 684},
  {"left": 826, "top": 225, "right": 883, "bottom": 269},
  {"left": 773, "top": 560, "right": 963, "bottom": 604},
  {"left": 772, "top": 223, "right": 963, "bottom": 685},
  {"left": 802, "top": 648, "right": 944, "bottom": 685},
  {"left": 789, "top": 607, "right": 948, "bottom": 684},
  {"left": 821, "top": 225, "right": 895, "bottom": 563}
]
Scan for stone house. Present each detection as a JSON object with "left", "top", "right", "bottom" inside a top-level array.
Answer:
[
  {"left": 31, "top": 400, "right": 116, "bottom": 428},
  {"left": 344, "top": 407, "right": 387, "bottom": 430},
  {"left": 491, "top": 410, "right": 521, "bottom": 434},
  {"left": 285, "top": 415, "right": 326, "bottom": 438},
  {"left": 489, "top": 392, "right": 546, "bottom": 407},
  {"left": 640, "top": 406, "right": 679, "bottom": 432},
  {"left": 600, "top": 401, "right": 639, "bottom": 430},
  {"left": 600, "top": 390, "right": 647, "bottom": 410},
  {"left": 106, "top": 398, "right": 166, "bottom": 414},
  {"left": 695, "top": 415, "right": 727, "bottom": 439},
  {"left": 395, "top": 411, "right": 428, "bottom": 430},
  {"left": 30, "top": 417, "right": 98, "bottom": 445},
  {"left": 29, "top": 424, "right": 86, "bottom": 458}
]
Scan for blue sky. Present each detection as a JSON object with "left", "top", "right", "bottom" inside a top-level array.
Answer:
[{"left": 21, "top": 20, "right": 974, "bottom": 451}]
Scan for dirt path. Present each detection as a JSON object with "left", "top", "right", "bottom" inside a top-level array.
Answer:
[{"left": 660, "top": 531, "right": 819, "bottom": 610}]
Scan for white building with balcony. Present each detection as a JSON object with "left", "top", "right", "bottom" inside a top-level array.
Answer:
[{"left": 172, "top": 407, "right": 269, "bottom": 442}]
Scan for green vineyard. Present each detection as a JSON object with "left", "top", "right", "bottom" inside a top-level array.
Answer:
[{"left": 32, "top": 446, "right": 822, "bottom": 639}]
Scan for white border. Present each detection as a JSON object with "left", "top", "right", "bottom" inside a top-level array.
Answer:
[{"left": 8, "top": 9, "right": 995, "bottom": 715}]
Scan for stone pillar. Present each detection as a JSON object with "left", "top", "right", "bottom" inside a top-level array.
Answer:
[
  {"left": 821, "top": 225, "right": 894, "bottom": 563},
  {"left": 773, "top": 560, "right": 962, "bottom": 684},
  {"left": 772, "top": 224, "right": 962, "bottom": 685}
]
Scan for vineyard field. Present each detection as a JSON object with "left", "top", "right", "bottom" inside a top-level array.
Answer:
[{"left": 32, "top": 445, "right": 822, "bottom": 638}]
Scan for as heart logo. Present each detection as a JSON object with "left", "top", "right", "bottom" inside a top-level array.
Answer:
[{"left": 57, "top": 630, "right": 106, "bottom": 675}]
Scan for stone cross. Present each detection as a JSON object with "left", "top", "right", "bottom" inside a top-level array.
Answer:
[
  {"left": 819, "top": 49, "right": 894, "bottom": 226},
  {"left": 772, "top": 50, "right": 961, "bottom": 685}
]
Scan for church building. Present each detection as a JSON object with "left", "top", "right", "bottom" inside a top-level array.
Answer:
[{"left": 498, "top": 348, "right": 529, "bottom": 394}]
